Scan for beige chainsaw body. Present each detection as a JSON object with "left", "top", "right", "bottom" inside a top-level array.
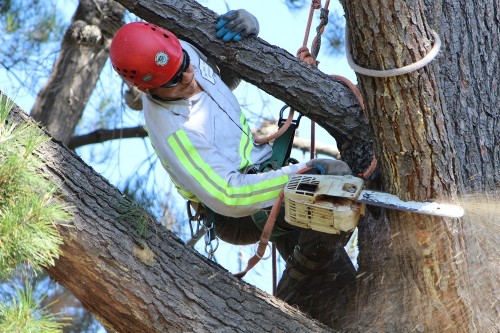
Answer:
[{"left": 284, "top": 175, "right": 366, "bottom": 234}]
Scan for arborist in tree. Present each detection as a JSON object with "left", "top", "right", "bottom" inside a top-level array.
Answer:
[{"left": 109, "top": 10, "right": 356, "bottom": 299}]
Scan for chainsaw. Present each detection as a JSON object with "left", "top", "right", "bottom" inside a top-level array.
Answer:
[{"left": 283, "top": 174, "right": 465, "bottom": 234}]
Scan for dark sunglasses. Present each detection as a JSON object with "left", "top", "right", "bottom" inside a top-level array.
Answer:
[{"left": 160, "top": 50, "right": 191, "bottom": 88}]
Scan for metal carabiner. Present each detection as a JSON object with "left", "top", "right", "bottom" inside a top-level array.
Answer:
[
  {"left": 278, "top": 104, "right": 302, "bottom": 127},
  {"left": 254, "top": 241, "right": 272, "bottom": 260},
  {"left": 204, "top": 223, "right": 219, "bottom": 259},
  {"left": 205, "top": 238, "right": 219, "bottom": 260},
  {"left": 186, "top": 201, "right": 202, "bottom": 239}
]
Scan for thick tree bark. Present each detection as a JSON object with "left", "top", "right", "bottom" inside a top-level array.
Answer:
[
  {"left": 428, "top": 0, "right": 500, "bottom": 192},
  {"left": 30, "top": 0, "right": 125, "bottom": 145},
  {"left": 7, "top": 104, "right": 332, "bottom": 333},
  {"left": 326, "top": 1, "right": 499, "bottom": 332}
]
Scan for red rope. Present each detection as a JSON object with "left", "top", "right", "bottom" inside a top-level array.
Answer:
[{"left": 253, "top": 108, "right": 295, "bottom": 144}]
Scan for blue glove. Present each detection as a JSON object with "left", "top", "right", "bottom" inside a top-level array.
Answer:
[
  {"left": 215, "top": 9, "right": 259, "bottom": 42},
  {"left": 306, "top": 159, "right": 352, "bottom": 176}
]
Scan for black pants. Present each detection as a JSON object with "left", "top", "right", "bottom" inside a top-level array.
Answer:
[
  {"left": 212, "top": 208, "right": 357, "bottom": 305},
  {"left": 213, "top": 208, "right": 355, "bottom": 275},
  {"left": 212, "top": 210, "right": 300, "bottom": 261}
]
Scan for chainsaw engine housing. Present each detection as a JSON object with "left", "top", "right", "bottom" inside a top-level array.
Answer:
[{"left": 284, "top": 175, "right": 366, "bottom": 234}]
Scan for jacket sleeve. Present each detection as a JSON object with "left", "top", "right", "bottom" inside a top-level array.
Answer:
[{"left": 161, "top": 128, "right": 307, "bottom": 217}]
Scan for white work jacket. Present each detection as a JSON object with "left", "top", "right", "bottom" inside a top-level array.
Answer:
[{"left": 143, "top": 41, "right": 306, "bottom": 217}]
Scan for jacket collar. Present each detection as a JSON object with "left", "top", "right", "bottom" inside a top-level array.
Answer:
[{"left": 146, "top": 94, "right": 191, "bottom": 117}]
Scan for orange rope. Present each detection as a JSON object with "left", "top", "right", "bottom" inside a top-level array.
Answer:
[
  {"left": 253, "top": 109, "right": 295, "bottom": 144},
  {"left": 238, "top": 0, "right": 375, "bottom": 284},
  {"left": 303, "top": 0, "right": 322, "bottom": 47},
  {"left": 234, "top": 167, "right": 313, "bottom": 279},
  {"left": 234, "top": 190, "right": 284, "bottom": 279},
  {"left": 360, "top": 155, "right": 378, "bottom": 179}
]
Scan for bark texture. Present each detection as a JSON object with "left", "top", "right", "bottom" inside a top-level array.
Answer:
[
  {"left": 30, "top": 0, "right": 125, "bottom": 145},
  {"left": 12, "top": 0, "right": 497, "bottom": 331},
  {"left": 8, "top": 105, "right": 332, "bottom": 333},
  {"left": 330, "top": 0, "right": 499, "bottom": 331}
]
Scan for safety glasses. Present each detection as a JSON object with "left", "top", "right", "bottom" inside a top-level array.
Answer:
[{"left": 160, "top": 50, "right": 191, "bottom": 88}]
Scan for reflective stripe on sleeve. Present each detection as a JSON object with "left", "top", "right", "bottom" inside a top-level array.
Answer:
[
  {"left": 168, "top": 130, "right": 288, "bottom": 206},
  {"left": 238, "top": 113, "right": 253, "bottom": 171}
]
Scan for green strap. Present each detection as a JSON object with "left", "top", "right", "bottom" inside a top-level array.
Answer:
[
  {"left": 252, "top": 106, "right": 302, "bottom": 237},
  {"left": 258, "top": 121, "right": 298, "bottom": 173}
]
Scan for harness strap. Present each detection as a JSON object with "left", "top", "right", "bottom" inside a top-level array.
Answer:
[
  {"left": 257, "top": 105, "right": 301, "bottom": 173},
  {"left": 235, "top": 190, "right": 284, "bottom": 278},
  {"left": 251, "top": 106, "right": 301, "bottom": 238}
]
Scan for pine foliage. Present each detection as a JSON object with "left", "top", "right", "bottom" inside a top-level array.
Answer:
[
  {"left": 0, "top": 281, "right": 68, "bottom": 333},
  {"left": 0, "top": 93, "right": 72, "bottom": 331}
]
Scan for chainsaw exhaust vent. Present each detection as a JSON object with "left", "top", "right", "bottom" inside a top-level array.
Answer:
[{"left": 285, "top": 175, "right": 319, "bottom": 197}]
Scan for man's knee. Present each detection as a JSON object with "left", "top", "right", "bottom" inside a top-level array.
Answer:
[{"left": 213, "top": 214, "right": 262, "bottom": 245}]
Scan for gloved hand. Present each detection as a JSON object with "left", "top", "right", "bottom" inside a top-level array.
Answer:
[
  {"left": 306, "top": 159, "right": 352, "bottom": 176},
  {"left": 215, "top": 9, "right": 259, "bottom": 42}
]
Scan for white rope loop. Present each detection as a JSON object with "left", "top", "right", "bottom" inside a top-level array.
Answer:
[{"left": 345, "top": 29, "right": 441, "bottom": 78}]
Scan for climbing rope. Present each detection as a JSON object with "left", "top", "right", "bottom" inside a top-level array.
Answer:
[
  {"left": 345, "top": 28, "right": 441, "bottom": 78},
  {"left": 253, "top": 109, "right": 295, "bottom": 144},
  {"left": 311, "top": 3, "right": 330, "bottom": 59}
]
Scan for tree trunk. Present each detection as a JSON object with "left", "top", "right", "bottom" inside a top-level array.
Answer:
[
  {"left": 7, "top": 105, "right": 332, "bottom": 333},
  {"left": 330, "top": 0, "right": 499, "bottom": 331},
  {"left": 30, "top": 0, "right": 125, "bottom": 145}
]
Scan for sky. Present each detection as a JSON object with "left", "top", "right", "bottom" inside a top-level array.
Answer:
[{"left": 1, "top": 0, "right": 358, "bottom": 296}]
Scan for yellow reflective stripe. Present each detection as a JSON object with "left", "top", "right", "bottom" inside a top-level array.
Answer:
[
  {"left": 168, "top": 130, "right": 288, "bottom": 206},
  {"left": 238, "top": 113, "right": 252, "bottom": 170},
  {"left": 175, "top": 184, "right": 199, "bottom": 201},
  {"left": 151, "top": 142, "right": 199, "bottom": 202}
]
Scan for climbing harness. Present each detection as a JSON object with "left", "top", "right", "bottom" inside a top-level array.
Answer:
[
  {"left": 187, "top": 1, "right": 385, "bottom": 290},
  {"left": 257, "top": 105, "right": 302, "bottom": 173},
  {"left": 251, "top": 106, "right": 302, "bottom": 240}
]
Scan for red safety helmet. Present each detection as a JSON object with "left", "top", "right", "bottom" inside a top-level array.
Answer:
[{"left": 110, "top": 22, "right": 183, "bottom": 90}]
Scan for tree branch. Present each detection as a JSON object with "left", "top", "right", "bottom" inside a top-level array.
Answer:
[
  {"left": 112, "top": 0, "right": 373, "bottom": 169},
  {"left": 8, "top": 103, "right": 332, "bottom": 333},
  {"left": 68, "top": 126, "right": 147, "bottom": 149}
]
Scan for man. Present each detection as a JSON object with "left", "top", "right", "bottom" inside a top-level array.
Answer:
[{"left": 109, "top": 10, "right": 355, "bottom": 300}]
